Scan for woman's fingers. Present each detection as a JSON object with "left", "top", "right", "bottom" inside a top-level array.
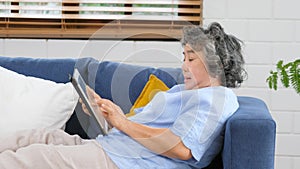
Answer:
[
  {"left": 86, "top": 86, "right": 101, "bottom": 100},
  {"left": 79, "top": 98, "right": 91, "bottom": 116},
  {"left": 99, "top": 103, "right": 113, "bottom": 114}
]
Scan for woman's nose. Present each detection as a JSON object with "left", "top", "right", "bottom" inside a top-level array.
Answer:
[{"left": 181, "top": 62, "right": 188, "bottom": 72}]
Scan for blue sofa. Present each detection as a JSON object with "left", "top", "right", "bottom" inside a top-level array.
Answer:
[{"left": 0, "top": 56, "right": 276, "bottom": 169}]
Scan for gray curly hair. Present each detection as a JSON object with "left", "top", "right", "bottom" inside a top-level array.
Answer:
[{"left": 181, "top": 22, "right": 247, "bottom": 88}]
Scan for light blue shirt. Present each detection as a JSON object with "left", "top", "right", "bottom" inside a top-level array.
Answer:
[{"left": 96, "top": 84, "right": 239, "bottom": 169}]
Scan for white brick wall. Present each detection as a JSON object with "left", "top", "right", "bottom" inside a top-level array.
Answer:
[
  {"left": 47, "top": 40, "right": 86, "bottom": 58},
  {"left": 296, "top": 23, "right": 300, "bottom": 41},
  {"left": 295, "top": 158, "right": 300, "bottom": 169},
  {"left": 4, "top": 39, "right": 47, "bottom": 58},
  {"left": 272, "top": 43, "right": 300, "bottom": 63},
  {"left": 274, "top": 0, "right": 300, "bottom": 19},
  {"left": 275, "top": 157, "right": 293, "bottom": 169},
  {"left": 249, "top": 21, "right": 295, "bottom": 42},
  {"left": 0, "top": 39, "right": 4, "bottom": 55},
  {"left": 271, "top": 90, "right": 300, "bottom": 111},
  {"left": 272, "top": 112, "right": 293, "bottom": 133},
  {"left": 244, "top": 42, "right": 272, "bottom": 64},
  {"left": 0, "top": 0, "right": 299, "bottom": 168},
  {"left": 228, "top": 0, "right": 272, "bottom": 19},
  {"left": 295, "top": 114, "right": 300, "bottom": 134}
]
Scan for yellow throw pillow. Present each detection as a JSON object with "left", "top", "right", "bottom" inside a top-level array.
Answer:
[{"left": 126, "top": 74, "right": 169, "bottom": 117}]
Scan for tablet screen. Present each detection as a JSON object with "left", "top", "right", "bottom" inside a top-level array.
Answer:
[{"left": 70, "top": 69, "right": 108, "bottom": 135}]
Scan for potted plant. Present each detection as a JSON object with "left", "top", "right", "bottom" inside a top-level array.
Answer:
[{"left": 266, "top": 59, "right": 300, "bottom": 94}]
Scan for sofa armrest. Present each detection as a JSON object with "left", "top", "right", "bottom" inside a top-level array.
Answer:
[{"left": 222, "top": 96, "right": 276, "bottom": 169}]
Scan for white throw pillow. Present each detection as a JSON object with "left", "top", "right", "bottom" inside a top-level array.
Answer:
[{"left": 0, "top": 66, "right": 79, "bottom": 138}]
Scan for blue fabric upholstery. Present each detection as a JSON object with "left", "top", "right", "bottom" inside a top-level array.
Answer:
[
  {"left": 222, "top": 96, "right": 276, "bottom": 169},
  {"left": 0, "top": 56, "right": 276, "bottom": 169},
  {"left": 87, "top": 61, "right": 183, "bottom": 114},
  {"left": 0, "top": 56, "right": 76, "bottom": 83}
]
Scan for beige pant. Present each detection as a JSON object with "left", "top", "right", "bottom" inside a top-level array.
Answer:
[{"left": 0, "top": 129, "right": 118, "bottom": 169}]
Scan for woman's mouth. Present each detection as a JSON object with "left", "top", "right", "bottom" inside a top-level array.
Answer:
[{"left": 184, "top": 77, "right": 192, "bottom": 82}]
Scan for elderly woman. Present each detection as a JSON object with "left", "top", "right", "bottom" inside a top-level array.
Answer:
[{"left": 0, "top": 22, "right": 246, "bottom": 169}]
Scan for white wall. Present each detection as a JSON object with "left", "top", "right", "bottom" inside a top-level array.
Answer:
[
  {"left": 0, "top": 39, "right": 183, "bottom": 67},
  {"left": 0, "top": 0, "right": 299, "bottom": 168}
]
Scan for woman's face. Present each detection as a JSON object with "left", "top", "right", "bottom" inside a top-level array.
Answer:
[{"left": 182, "top": 44, "right": 211, "bottom": 90}]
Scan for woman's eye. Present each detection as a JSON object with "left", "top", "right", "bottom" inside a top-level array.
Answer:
[{"left": 182, "top": 56, "right": 195, "bottom": 62}]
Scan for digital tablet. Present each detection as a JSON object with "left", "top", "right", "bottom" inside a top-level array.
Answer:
[{"left": 70, "top": 69, "right": 108, "bottom": 136}]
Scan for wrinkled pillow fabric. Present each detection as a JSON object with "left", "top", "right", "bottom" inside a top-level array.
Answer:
[
  {"left": 126, "top": 74, "right": 169, "bottom": 117},
  {"left": 0, "top": 66, "right": 79, "bottom": 139}
]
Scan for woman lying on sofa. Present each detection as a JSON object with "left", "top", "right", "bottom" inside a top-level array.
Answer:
[{"left": 0, "top": 22, "right": 247, "bottom": 169}]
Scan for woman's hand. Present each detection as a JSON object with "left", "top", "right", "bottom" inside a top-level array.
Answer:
[
  {"left": 79, "top": 98, "right": 89, "bottom": 115},
  {"left": 78, "top": 86, "right": 101, "bottom": 116},
  {"left": 96, "top": 99, "right": 128, "bottom": 130},
  {"left": 79, "top": 87, "right": 127, "bottom": 129}
]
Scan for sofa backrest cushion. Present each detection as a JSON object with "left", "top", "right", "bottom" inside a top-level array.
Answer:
[
  {"left": 87, "top": 61, "right": 184, "bottom": 114},
  {"left": 0, "top": 56, "right": 76, "bottom": 83}
]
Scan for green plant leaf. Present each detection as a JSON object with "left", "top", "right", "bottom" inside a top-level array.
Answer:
[
  {"left": 289, "top": 59, "right": 300, "bottom": 94},
  {"left": 267, "top": 58, "right": 299, "bottom": 95},
  {"left": 280, "top": 65, "right": 290, "bottom": 88},
  {"left": 266, "top": 76, "right": 273, "bottom": 89},
  {"left": 266, "top": 70, "right": 278, "bottom": 90},
  {"left": 272, "top": 71, "right": 278, "bottom": 90},
  {"left": 276, "top": 60, "right": 283, "bottom": 70}
]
